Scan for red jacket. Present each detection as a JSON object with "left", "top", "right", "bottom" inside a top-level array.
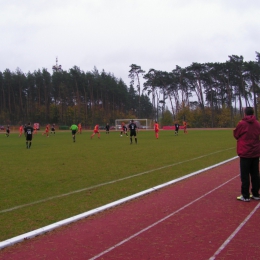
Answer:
[{"left": 233, "top": 115, "right": 260, "bottom": 158}]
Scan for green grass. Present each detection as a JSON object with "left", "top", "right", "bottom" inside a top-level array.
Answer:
[{"left": 0, "top": 129, "right": 237, "bottom": 241}]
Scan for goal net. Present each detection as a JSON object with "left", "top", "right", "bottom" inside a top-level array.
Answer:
[{"left": 115, "top": 119, "right": 152, "bottom": 130}]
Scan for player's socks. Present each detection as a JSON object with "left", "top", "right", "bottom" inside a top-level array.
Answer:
[
  {"left": 29, "top": 142, "right": 31, "bottom": 148},
  {"left": 130, "top": 137, "right": 132, "bottom": 144},
  {"left": 135, "top": 138, "right": 137, "bottom": 144}
]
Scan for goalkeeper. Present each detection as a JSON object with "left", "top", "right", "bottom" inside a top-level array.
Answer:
[{"left": 70, "top": 124, "right": 78, "bottom": 142}]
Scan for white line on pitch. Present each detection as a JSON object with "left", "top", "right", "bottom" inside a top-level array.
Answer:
[
  {"left": 0, "top": 148, "right": 234, "bottom": 214},
  {"left": 0, "top": 157, "right": 237, "bottom": 250},
  {"left": 89, "top": 175, "right": 239, "bottom": 260}
]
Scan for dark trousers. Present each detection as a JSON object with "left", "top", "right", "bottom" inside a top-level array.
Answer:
[{"left": 240, "top": 157, "right": 260, "bottom": 198}]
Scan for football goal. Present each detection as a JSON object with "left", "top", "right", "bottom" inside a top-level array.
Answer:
[{"left": 115, "top": 119, "right": 153, "bottom": 130}]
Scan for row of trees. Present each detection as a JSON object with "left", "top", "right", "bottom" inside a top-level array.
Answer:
[
  {"left": 0, "top": 67, "right": 153, "bottom": 127},
  {"left": 1, "top": 52, "right": 259, "bottom": 128},
  {"left": 132, "top": 52, "right": 260, "bottom": 127}
]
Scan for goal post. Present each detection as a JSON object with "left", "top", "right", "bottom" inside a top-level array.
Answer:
[{"left": 115, "top": 119, "right": 153, "bottom": 130}]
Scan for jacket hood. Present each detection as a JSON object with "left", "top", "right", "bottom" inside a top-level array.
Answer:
[{"left": 243, "top": 115, "right": 256, "bottom": 124}]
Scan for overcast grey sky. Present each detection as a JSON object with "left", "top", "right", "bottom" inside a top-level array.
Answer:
[{"left": 1, "top": 0, "right": 259, "bottom": 86}]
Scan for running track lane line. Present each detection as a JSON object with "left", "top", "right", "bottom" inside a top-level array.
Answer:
[
  {"left": 0, "top": 148, "right": 234, "bottom": 214},
  {"left": 0, "top": 156, "right": 237, "bottom": 250},
  {"left": 89, "top": 175, "right": 239, "bottom": 260},
  {"left": 209, "top": 202, "right": 260, "bottom": 260}
]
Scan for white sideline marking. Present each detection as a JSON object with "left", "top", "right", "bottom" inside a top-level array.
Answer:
[
  {"left": 209, "top": 202, "right": 260, "bottom": 260},
  {"left": 0, "top": 156, "right": 237, "bottom": 250},
  {"left": 0, "top": 148, "right": 234, "bottom": 214},
  {"left": 89, "top": 175, "right": 239, "bottom": 260}
]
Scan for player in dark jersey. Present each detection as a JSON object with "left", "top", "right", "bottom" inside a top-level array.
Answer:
[
  {"left": 51, "top": 124, "right": 56, "bottom": 135},
  {"left": 128, "top": 120, "right": 138, "bottom": 144},
  {"left": 174, "top": 122, "right": 179, "bottom": 136},
  {"left": 6, "top": 125, "right": 10, "bottom": 137},
  {"left": 105, "top": 123, "right": 110, "bottom": 134},
  {"left": 123, "top": 125, "right": 128, "bottom": 136},
  {"left": 24, "top": 122, "right": 34, "bottom": 149}
]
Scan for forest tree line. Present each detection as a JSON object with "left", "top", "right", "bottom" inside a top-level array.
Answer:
[
  {"left": 0, "top": 66, "right": 153, "bottom": 128},
  {"left": 1, "top": 52, "right": 260, "bottom": 128},
  {"left": 138, "top": 52, "right": 260, "bottom": 127}
]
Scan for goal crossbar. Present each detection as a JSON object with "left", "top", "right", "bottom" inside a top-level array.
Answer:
[{"left": 115, "top": 119, "right": 152, "bottom": 130}]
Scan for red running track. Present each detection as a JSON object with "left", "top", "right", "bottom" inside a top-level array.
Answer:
[{"left": 0, "top": 158, "right": 259, "bottom": 260}]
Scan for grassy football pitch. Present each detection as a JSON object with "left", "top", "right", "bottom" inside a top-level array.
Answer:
[{"left": 0, "top": 129, "right": 236, "bottom": 241}]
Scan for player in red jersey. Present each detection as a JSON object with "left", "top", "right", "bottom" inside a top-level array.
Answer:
[
  {"left": 42, "top": 124, "right": 49, "bottom": 137},
  {"left": 183, "top": 121, "right": 188, "bottom": 134},
  {"left": 120, "top": 122, "right": 128, "bottom": 137},
  {"left": 91, "top": 124, "right": 100, "bottom": 139},
  {"left": 33, "top": 124, "right": 37, "bottom": 134},
  {"left": 154, "top": 121, "right": 159, "bottom": 139},
  {"left": 78, "top": 123, "right": 82, "bottom": 134},
  {"left": 19, "top": 125, "right": 24, "bottom": 137}
]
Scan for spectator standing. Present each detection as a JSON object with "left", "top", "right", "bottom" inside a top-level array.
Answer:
[{"left": 234, "top": 107, "right": 260, "bottom": 201}]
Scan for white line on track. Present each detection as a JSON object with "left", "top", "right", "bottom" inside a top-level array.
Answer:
[
  {"left": 209, "top": 202, "right": 260, "bottom": 260},
  {"left": 0, "top": 156, "right": 237, "bottom": 250},
  {"left": 0, "top": 148, "right": 234, "bottom": 214},
  {"left": 89, "top": 175, "right": 239, "bottom": 260}
]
